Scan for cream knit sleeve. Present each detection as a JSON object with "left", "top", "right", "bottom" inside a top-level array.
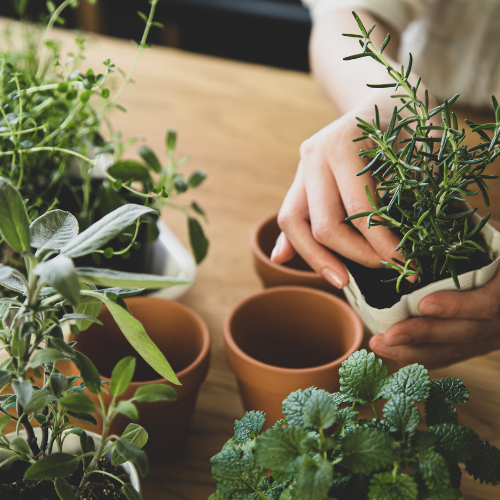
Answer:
[{"left": 301, "top": 0, "right": 424, "bottom": 32}]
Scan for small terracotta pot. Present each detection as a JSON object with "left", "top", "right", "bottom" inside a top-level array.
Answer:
[
  {"left": 251, "top": 213, "right": 344, "bottom": 298},
  {"left": 224, "top": 286, "right": 363, "bottom": 427},
  {"left": 68, "top": 297, "right": 210, "bottom": 459}
]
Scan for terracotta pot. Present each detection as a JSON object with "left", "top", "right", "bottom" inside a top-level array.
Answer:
[
  {"left": 224, "top": 286, "right": 363, "bottom": 427},
  {"left": 251, "top": 212, "right": 344, "bottom": 298},
  {"left": 68, "top": 297, "right": 210, "bottom": 459}
]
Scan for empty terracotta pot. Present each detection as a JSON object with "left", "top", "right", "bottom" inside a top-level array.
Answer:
[
  {"left": 251, "top": 212, "right": 344, "bottom": 298},
  {"left": 68, "top": 297, "right": 210, "bottom": 459},
  {"left": 224, "top": 286, "right": 363, "bottom": 427}
]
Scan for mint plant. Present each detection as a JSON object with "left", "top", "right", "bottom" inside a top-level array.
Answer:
[
  {"left": 0, "top": 178, "right": 189, "bottom": 498},
  {"left": 343, "top": 13, "right": 499, "bottom": 291},
  {"left": 210, "top": 350, "right": 500, "bottom": 500},
  {"left": 0, "top": 0, "right": 208, "bottom": 266}
]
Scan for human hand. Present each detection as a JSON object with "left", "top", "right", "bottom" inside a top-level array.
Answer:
[
  {"left": 272, "top": 105, "right": 405, "bottom": 289},
  {"left": 370, "top": 260, "right": 500, "bottom": 369}
]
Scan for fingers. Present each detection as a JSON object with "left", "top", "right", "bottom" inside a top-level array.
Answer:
[
  {"left": 417, "top": 271, "right": 500, "bottom": 321},
  {"left": 369, "top": 330, "right": 500, "bottom": 369},
  {"left": 382, "top": 316, "right": 496, "bottom": 347},
  {"left": 277, "top": 165, "right": 349, "bottom": 288},
  {"left": 271, "top": 232, "right": 296, "bottom": 264},
  {"left": 321, "top": 128, "right": 404, "bottom": 267},
  {"left": 302, "top": 143, "right": 383, "bottom": 268}
]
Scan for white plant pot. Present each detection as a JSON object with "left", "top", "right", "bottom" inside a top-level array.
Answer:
[
  {"left": 146, "top": 219, "right": 197, "bottom": 300},
  {"left": 343, "top": 221, "right": 500, "bottom": 335},
  {"left": 0, "top": 429, "right": 141, "bottom": 494}
]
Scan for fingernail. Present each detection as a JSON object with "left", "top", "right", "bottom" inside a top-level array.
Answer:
[
  {"left": 270, "top": 235, "right": 284, "bottom": 262},
  {"left": 419, "top": 302, "right": 443, "bottom": 316},
  {"left": 322, "top": 268, "right": 344, "bottom": 289},
  {"left": 386, "top": 334, "right": 411, "bottom": 347}
]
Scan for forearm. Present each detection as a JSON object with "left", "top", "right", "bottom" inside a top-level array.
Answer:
[{"left": 309, "top": 9, "right": 419, "bottom": 121}]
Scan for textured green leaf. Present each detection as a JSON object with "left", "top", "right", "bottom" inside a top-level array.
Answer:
[
  {"left": 12, "top": 379, "right": 32, "bottom": 409},
  {"left": 23, "top": 388, "right": 55, "bottom": 415},
  {"left": 368, "top": 472, "right": 418, "bottom": 500},
  {"left": 24, "top": 453, "right": 80, "bottom": 480},
  {"left": 30, "top": 210, "right": 79, "bottom": 250},
  {"left": 34, "top": 254, "right": 80, "bottom": 306},
  {"left": 0, "top": 178, "right": 31, "bottom": 253},
  {"left": 60, "top": 205, "right": 156, "bottom": 258},
  {"left": 115, "top": 400, "right": 139, "bottom": 420},
  {"left": 112, "top": 423, "right": 149, "bottom": 466},
  {"left": 255, "top": 425, "right": 307, "bottom": 472},
  {"left": 427, "top": 424, "right": 483, "bottom": 462},
  {"left": 425, "top": 392, "right": 458, "bottom": 427},
  {"left": 342, "top": 427, "right": 396, "bottom": 473},
  {"left": 381, "top": 364, "right": 430, "bottom": 401},
  {"left": 383, "top": 395, "right": 420, "bottom": 434},
  {"left": 418, "top": 449, "right": 450, "bottom": 490},
  {"left": 282, "top": 387, "right": 316, "bottom": 428},
  {"left": 302, "top": 388, "right": 338, "bottom": 429},
  {"left": 66, "top": 411, "right": 97, "bottom": 425},
  {"left": 296, "top": 456, "right": 333, "bottom": 500},
  {"left": 0, "top": 414, "right": 11, "bottom": 434},
  {"left": 74, "top": 294, "right": 103, "bottom": 331},
  {"left": 234, "top": 410, "right": 266, "bottom": 444},
  {"left": 115, "top": 438, "right": 148, "bottom": 477},
  {"left": 76, "top": 267, "right": 192, "bottom": 289},
  {"left": 49, "top": 373, "right": 68, "bottom": 398},
  {"left": 211, "top": 440, "right": 267, "bottom": 498},
  {"left": 430, "top": 378, "right": 469, "bottom": 405},
  {"left": 339, "top": 350, "right": 389, "bottom": 403},
  {"left": 335, "top": 407, "right": 358, "bottom": 431},
  {"left": 465, "top": 441, "right": 500, "bottom": 485}
]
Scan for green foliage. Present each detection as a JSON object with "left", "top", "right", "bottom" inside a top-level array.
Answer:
[
  {"left": 210, "top": 350, "right": 500, "bottom": 500},
  {"left": 0, "top": 0, "right": 209, "bottom": 273},
  {"left": 343, "top": 12, "right": 500, "bottom": 290}
]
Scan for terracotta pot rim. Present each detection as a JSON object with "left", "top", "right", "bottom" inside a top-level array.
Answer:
[
  {"left": 224, "top": 286, "right": 363, "bottom": 375},
  {"left": 251, "top": 212, "right": 320, "bottom": 279},
  {"left": 95, "top": 297, "right": 211, "bottom": 388}
]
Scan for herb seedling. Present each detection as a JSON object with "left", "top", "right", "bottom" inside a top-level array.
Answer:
[
  {"left": 0, "top": 178, "right": 189, "bottom": 499},
  {"left": 210, "top": 350, "right": 500, "bottom": 500},
  {"left": 343, "top": 12, "right": 500, "bottom": 291},
  {"left": 0, "top": 0, "right": 209, "bottom": 266}
]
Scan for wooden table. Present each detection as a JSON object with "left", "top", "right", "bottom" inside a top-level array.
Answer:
[{"left": 4, "top": 20, "right": 500, "bottom": 500}]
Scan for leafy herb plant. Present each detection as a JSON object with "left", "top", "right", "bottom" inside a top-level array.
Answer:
[
  {"left": 343, "top": 12, "right": 499, "bottom": 291},
  {"left": 0, "top": 0, "right": 209, "bottom": 267},
  {"left": 210, "top": 350, "right": 500, "bottom": 500},
  {"left": 0, "top": 178, "right": 189, "bottom": 499}
]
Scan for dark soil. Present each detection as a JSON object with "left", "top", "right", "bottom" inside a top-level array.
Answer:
[
  {"left": 339, "top": 236, "right": 494, "bottom": 309},
  {"left": 0, "top": 458, "right": 131, "bottom": 500}
]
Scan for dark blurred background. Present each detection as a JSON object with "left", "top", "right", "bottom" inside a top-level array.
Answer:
[{"left": 0, "top": 0, "right": 311, "bottom": 72}]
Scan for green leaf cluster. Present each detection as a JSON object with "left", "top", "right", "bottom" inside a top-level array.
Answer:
[{"left": 210, "top": 350, "right": 500, "bottom": 500}]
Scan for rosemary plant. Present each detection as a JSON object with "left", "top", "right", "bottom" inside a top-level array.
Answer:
[
  {"left": 0, "top": 0, "right": 208, "bottom": 266},
  {"left": 343, "top": 12, "right": 500, "bottom": 291},
  {"left": 0, "top": 177, "right": 187, "bottom": 499}
]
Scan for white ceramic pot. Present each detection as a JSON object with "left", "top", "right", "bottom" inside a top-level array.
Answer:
[
  {"left": 343, "top": 221, "right": 500, "bottom": 335},
  {"left": 0, "top": 429, "right": 141, "bottom": 495}
]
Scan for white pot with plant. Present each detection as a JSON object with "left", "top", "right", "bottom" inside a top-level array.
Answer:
[
  {"left": 339, "top": 13, "right": 500, "bottom": 334},
  {"left": 0, "top": 178, "right": 186, "bottom": 499}
]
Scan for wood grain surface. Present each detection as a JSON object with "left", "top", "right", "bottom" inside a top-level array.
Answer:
[{"left": 2, "top": 19, "right": 500, "bottom": 500}]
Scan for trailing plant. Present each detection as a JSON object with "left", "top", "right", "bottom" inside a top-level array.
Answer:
[
  {"left": 210, "top": 350, "right": 500, "bottom": 500},
  {"left": 343, "top": 12, "right": 499, "bottom": 291},
  {"left": 0, "top": 177, "right": 189, "bottom": 498},
  {"left": 0, "top": 0, "right": 209, "bottom": 266}
]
